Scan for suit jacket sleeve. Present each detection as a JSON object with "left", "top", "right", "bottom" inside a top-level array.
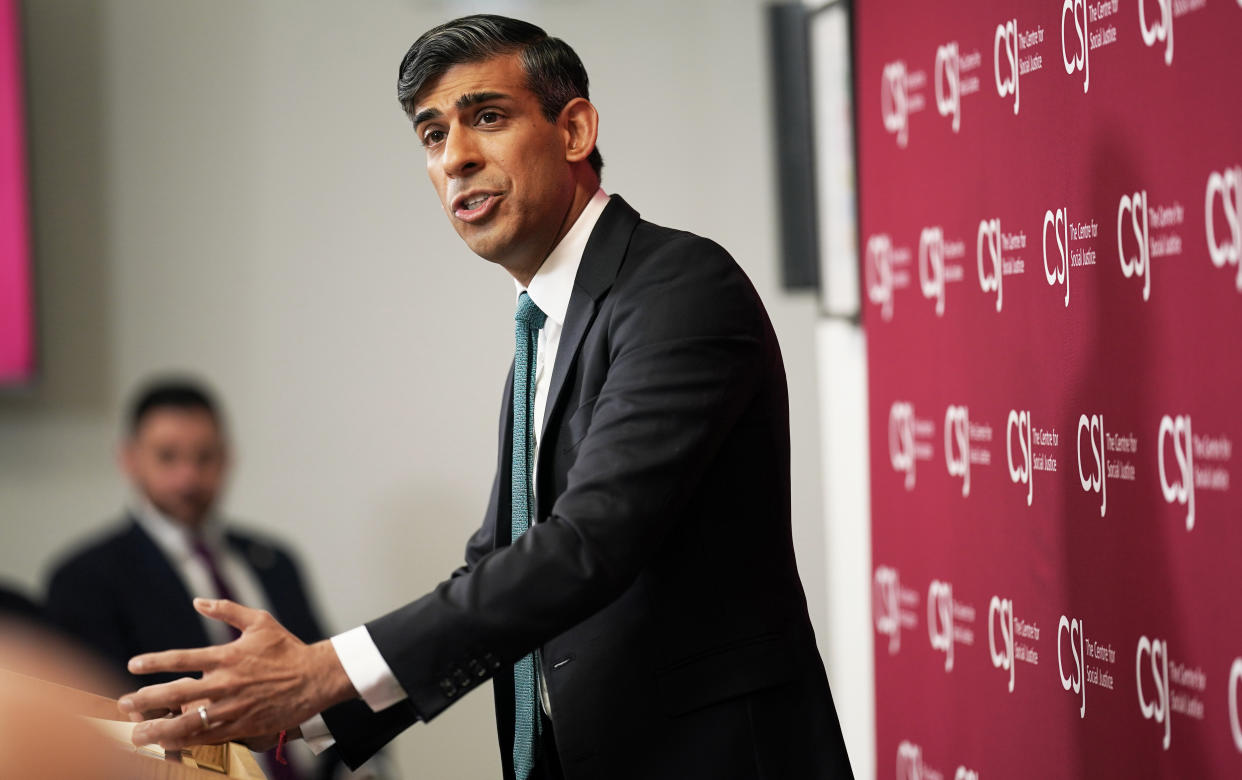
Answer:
[{"left": 362, "top": 232, "right": 766, "bottom": 725}]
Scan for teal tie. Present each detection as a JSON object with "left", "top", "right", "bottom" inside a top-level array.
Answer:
[{"left": 512, "top": 291, "right": 546, "bottom": 780}]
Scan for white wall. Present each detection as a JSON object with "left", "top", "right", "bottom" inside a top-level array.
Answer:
[{"left": 0, "top": 1, "right": 835, "bottom": 777}]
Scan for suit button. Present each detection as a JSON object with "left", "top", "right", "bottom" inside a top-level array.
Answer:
[
  {"left": 439, "top": 679, "right": 456, "bottom": 698},
  {"left": 469, "top": 660, "right": 487, "bottom": 678},
  {"left": 453, "top": 668, "right": 471, "bottom": 687},
  {"left": 484, "top": 653, "right": 500, "bottom": 670}
]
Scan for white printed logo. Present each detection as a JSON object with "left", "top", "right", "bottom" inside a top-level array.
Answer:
[
  {"left": 1007, "top": 409, "right": 1033, "bottom": 506},
  {"left": 935, "top": 43, "right": 961, "bottom": 133},
  {"left": 920, "top": 227, "right": 947, "bottom": 316},
  {"left": 1118, "top": 191, "right": 1152, "bottom": 301},
  {"left": 874, "top": 566, "right": 903, "bottom": 654},
  {"left": 1158, "top": 415, "right": 1194, "bottom": 531},
  {"left": 928, "top": 580, "right": 956, "bottom": 672},
  {"left": 896, "top": 741, "right": 925, "bottom": 780},
  {"left": 1230, "top": 658, "right": 1242, "bottom": 753},
  {"left": 994, "top": 20, "right": 1020, "bottom": 114},
  {"left": 867, "top": 234, "right": 896, "bottom": 321},
  {"left": 1136, "top": 635, "right": 1172, "bottom": 750},
  {"left": 1061, "top": 0, "right": 1090, "bottom": 93},
  {"left": 1043, "top": 207, "right": 1070, "bottom": 306},
  {"left": 977, "top": 219, "right": 1003, "bottom": 312},
  {"left": 1058, "top": 615, "right": 1087, "bottom": 718},
  {"left": 890, "top": 402, "right": 916, "bottom": 489},
  {"left": 1077, "top": 413, "right": 1107, "bottom": 517},
  {"left": 882, "top": 61, "right": 910, "bottom": 148},
  {"left": 1205, "top": 167, "right": 1242, "bottom": 291},
  {"left": 954, "top": 769, "right": 979, "bottom": 780},
  {"left": 945, "top": 405, "right": 970, "bottom": 496},
  {"left": 1139, "top": 0, "right": 1174, "bottom": 66},
  {"left": 989, "top": 596, "right": 1015, "bottom": 693}
]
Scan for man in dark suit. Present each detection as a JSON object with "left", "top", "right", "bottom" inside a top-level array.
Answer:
[
  {"left": 120, "top": 15, "right": 853, "bottom": 780},
  {"left": 45, "top": 379, "right": 377, "bottom": 780}
]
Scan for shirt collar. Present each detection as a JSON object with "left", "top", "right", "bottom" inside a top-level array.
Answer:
[
  {"left": 515, "top": 188, "right": 611, "bottom": 328},
  {"left": 131, "top": 497, "right": 224, "bottom": 562}
]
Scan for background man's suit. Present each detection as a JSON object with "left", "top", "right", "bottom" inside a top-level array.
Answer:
[
  {"left": 47, "top": 517, "right": 327, "bottom": 690},
  {"left": 322, "top": 196, "right": 853, "bottom": 779},
  {"left": 46, "top": 519, "right": 344, "bottom": 778}
]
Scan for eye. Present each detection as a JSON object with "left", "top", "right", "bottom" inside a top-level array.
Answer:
[
  {"left": 477, "top": 111, "right": 501, "bottom": 126},
  {"left": 421, "top": 128, "right": 446, "bottom": 148}
]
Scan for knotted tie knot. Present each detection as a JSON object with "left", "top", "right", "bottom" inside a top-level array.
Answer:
[{"left": 515, "top": 291, "right": 547, "bottom": 331}]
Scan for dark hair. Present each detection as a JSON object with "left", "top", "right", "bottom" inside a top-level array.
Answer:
[
  {"left": 397, "top": 14, "right": 603, "bottom": 178},
  {"left": 127, "top": 378, "right": 222, "bottom": 435}
]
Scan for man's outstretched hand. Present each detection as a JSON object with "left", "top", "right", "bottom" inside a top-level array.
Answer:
[{"left": 118, "top": 598, "right": 357, "bottom": 750}]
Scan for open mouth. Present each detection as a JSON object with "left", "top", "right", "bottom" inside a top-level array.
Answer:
[{"left": 453, "top": 191, "right": 501, "bottom": 221}]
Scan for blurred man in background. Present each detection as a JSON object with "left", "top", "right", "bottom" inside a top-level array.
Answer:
[{"left": 45, "top": 377, "right": 381, "bottom": 780}]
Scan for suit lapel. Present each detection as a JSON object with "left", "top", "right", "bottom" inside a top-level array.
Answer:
[
  {"left": 124, "top": 519, "right": 212, "bottom": 647},
  {"left": 537, "top": 196, "right": 641, "bottom": 474}
]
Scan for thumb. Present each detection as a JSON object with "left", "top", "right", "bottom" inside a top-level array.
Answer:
[{"left": 193, "top": 598, "right": 260, "bottom": 632}]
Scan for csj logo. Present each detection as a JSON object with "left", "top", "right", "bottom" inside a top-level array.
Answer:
[
  {"left": 866, "top": 234, "right": 896, "bottom": 321},
  {"left": 1158, "top": 415, "right": 1194, "bottom": 531},
  {"left": 927, "top": 580, "right": 958, "bottom": 672},
  {"left": 882, "top": 61, "right": 910, "bottom": 148},
  {"left": 1136, "top": 635, "right": 1172, "bottom": 750},
  {"left": 920, "top": 227, "right": 948, "bottom": 316},
  {"left": 874, "top": 566, "right": 904, "bottom": 655},
  {"left": 1007, "top": 409, "right": 1034, "bottom": 506},
  {"left": 994, "top": 19, "right": 1020, "bottom": 114},
  {"left": 989, "top": 596, "right": 1016, "bottom": 692},
  {"left": 1043, "top": 207, "right": 1071, "bottom": 307},
  {"left": 977, "top": 219, "right": 1004, "bottom": 312},
  {"left": 1140, "top": 0, "right": 1174, "bottom": 66},
  {"left": 1118, "top": 191, "right": 1152, "bottom": 301},
  {"left": 896, "top": 741, "right": 941, "bottom": 780},
  {"left": 1230, "top": 657, "right": 1242, "bottom": 753},
  {"left": 1058, "top": 614, "right": 1088, "bottom": 718},
  {"left": 890, "top": 401, "right": 918, "bottom": 489},
  {"left": 1061, "top": 0, "right": 1089, "bottom": 92},
  {"left": 935, "top": 43, "right": 961, "bottom": 133},
  {"left": 1076, "top": 413, "right": 1107, "bottom": 517},
  {"left": 945, "top": 405, "right": 971, "bottom": 496},
  {"left": 1205, "top": 167, "right": 1242, "bottom": 291}
]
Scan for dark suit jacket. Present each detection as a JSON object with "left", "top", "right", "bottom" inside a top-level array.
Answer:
[
  {"left": 46, "top": 518, "right": 358, "bottom": 778},
  {"left": 322, "top": 196, "right": 853, "bottom": 779},
  {"left": 45, "top": 517, "right": 328, "bottom": 691}
]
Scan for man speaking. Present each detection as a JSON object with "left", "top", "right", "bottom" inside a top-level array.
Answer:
[{"left": 121, "top": 15, "right": 852, "bottom": 780}]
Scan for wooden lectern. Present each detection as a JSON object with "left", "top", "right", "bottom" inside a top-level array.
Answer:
[{"left": 0, "top": 666, "right": 266, "bottom": 779}]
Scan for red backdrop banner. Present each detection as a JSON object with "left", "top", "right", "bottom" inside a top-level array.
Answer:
[{"left": 856, "top": 1, "right": 1242, "bottom": 777}]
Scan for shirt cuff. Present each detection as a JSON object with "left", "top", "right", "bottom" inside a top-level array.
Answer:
[
  {"left": 299, "top": 713, "right": 335, "bottom": 754},
  {"left": 330, "top": 625, "right": 409, "bottom": 712}
]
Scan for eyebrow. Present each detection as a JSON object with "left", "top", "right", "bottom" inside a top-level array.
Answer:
[{"left": 412, "top": 91, "right": 512, "bottom": 129}]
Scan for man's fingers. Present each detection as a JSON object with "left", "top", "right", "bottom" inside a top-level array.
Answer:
[
  {"left": 128, "top": 644, "right": 221, "bottom": 676},
  {"left": 132, "top": 707, "right": 231, "bottom": 751},
  {"left": 194, "top": 598, "right": 266, "bottom": 632},
  {"left": 118, "top": 677, "right": 215, "bottom": 717}
]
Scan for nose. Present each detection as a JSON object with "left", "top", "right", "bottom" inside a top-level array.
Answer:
[{"left": 441, "top": 124, "right": 482, "bottom": 179}]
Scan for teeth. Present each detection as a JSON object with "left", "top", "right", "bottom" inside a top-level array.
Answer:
[{"left": 463, "top": 194, "right": 490, "bottom": 210}]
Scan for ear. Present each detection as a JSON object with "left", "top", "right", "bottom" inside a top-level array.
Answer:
[
  {"left": 118, "top": 438, "right": 137, "bottom": 480},
  {"left": 559, "top": 97, "right": 599, "bottom": 166}
]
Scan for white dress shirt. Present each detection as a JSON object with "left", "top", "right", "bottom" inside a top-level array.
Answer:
[{"left": 302, "top": 189, "right": 612, "bottom": 751}]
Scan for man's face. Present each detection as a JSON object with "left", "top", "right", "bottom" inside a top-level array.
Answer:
[
  {"left": 122, "top": 408, "right": 226, "bottom": 529},
  {"left": 413, "top": 54, "right": 578, "bottom": 276}
]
